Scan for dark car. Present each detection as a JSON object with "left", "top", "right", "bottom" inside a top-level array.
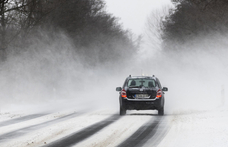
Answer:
[{"left": 116, "top": 75, "right": 168, "bottom": 115}]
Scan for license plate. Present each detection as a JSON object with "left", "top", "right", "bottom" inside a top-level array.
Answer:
[
  {"left": 135, "top": 94, "right": 149, "bottom": 99},
  {"left": 146, "top": 102, "right": 154, "bottom": 104}
]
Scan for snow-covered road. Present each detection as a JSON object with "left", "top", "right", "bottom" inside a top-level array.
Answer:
[{"left": 0, "top": 108, "right": 227, "bottom": 147}]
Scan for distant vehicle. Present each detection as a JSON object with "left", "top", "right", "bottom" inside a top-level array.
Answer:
[{"left": 116, "top": 75, "right": 168, "bottom": 115}]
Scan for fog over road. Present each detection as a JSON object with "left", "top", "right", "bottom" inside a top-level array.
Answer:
[
  {"left": 1, "top": 1, "right": 228, "bottom": 147},
  {"left": 0, "top": 106, "right": 227, "bottom": 147}
]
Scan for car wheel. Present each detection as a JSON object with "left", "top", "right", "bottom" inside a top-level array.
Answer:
[
  {"left": 120, "top": 106, "right": 126, "bottom": 116},
  {"left": 158, "top": 108, "right": 164, "bottom": 116}
]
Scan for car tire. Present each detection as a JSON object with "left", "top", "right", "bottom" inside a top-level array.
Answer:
[
  {"left": 120, "top": 106, "right": 126, "bottom": 116},
  {"left": 158, "top": 108, "right": 164, "bottom": 116}
]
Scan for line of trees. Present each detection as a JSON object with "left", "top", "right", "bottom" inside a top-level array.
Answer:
[
  {"left": 147, "top": 0, "right": 228, "bottom": 51},
  {"left": 0, "top": 0, "right": 138, "bottom": 63}
]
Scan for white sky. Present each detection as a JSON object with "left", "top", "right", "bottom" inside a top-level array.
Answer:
[{"left": 104, "top": 0, "right": 172, "bottom": 35}]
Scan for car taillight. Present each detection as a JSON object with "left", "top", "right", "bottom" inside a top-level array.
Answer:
[
  {"left": 121, "top": 89, "right": 127, "bottom": 98},
  {"left": 156, "top": 89, "right": 162, "bottom": 98}
]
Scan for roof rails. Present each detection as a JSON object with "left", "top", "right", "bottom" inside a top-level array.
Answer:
[{"left": 128, "top": 75, "right": 155, "bottom": 78}]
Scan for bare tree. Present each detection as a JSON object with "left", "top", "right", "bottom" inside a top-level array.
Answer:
[
  {"left": 145, "top": 5, "right": 172, "bottom": 51},
  {"left": 0, "top": 0, "right": 31, "bottom": 60},
  {"left": 0, "top": 0, "right": 7, "bottom": 60},
  {"left": 0, "top": 0, "right": 66, "bottom": 60}
]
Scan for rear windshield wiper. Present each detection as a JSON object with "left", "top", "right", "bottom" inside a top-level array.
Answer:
[{"left": 129, "top": 86, "right": 140, "bottom": 88}]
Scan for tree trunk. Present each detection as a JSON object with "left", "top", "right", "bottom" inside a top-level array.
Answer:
[{"left": 0, "top": 0, "right": 6, "bottom": 61}]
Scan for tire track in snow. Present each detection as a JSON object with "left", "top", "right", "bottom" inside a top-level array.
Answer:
[
  {"left": 0, "top": 112, "right": 80, "bottom": 142},
  {"left": 75, "top": 113, "right": 153, "bottom": 147},
  {"left": 0, "top": 113, "right": 48, "bottom": 127},
  {"left": 117, "top": 116, "right": 163, "bottom": 147},
  {"left": 44, "top": 114, "right": 120, "bottom": 147}
]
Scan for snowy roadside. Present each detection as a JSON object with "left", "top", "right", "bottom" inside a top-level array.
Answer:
[{"left": 157, "top": 107, "right": 228, "bottom": 147}]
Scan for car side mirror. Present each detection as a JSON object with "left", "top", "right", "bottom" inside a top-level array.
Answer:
[
  {"left": 116, "top": 87, "right": 122, "bottom": 91},
  {"left": 162, "top": 87, "right": 168, "bottom": 92}
]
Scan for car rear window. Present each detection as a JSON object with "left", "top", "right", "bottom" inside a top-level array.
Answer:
[{"left": 127, "top": 79, "right": 156, "bottom": 88}]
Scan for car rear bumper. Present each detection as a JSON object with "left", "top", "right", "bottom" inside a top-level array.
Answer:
[{"left": 122, "top": 97, "right": 163, "bottom": 110}]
